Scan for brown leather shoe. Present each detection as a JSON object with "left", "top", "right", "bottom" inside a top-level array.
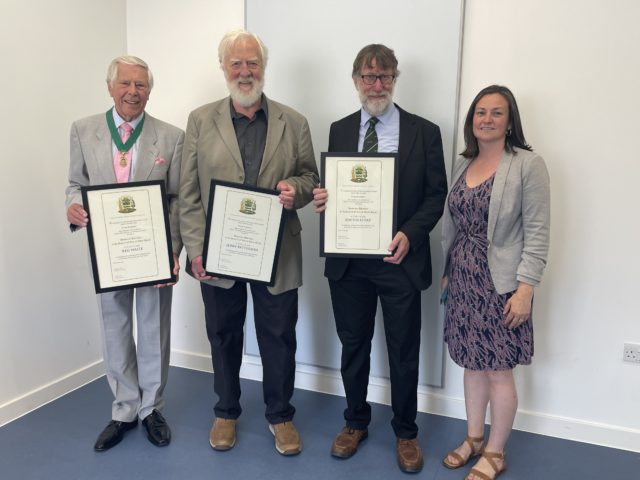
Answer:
[
  {"left": 209, "top": 418, "right": 236, "bottom": 451},
  {"left": 396, "top": 437, "right": 424, "bottom": 473},
  {"left": 330, "top": 427, "right": 368, "bottom": 458},
  {"left": 269, "top": 421, "right": 302, "bottom": 456}
]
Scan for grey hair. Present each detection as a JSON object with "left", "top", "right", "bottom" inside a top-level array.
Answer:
[
  {"left": 218, "top": 29, "right": 268, "bottom": 68},
  {"left": 352, "top": 44, "right": 400, "bottom": 78},
  {"left": 106, "top": 55, "right": 154, "bottom": 90}
]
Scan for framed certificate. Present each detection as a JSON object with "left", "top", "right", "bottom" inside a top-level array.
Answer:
[
  {"left": 81, "top": 181, "right": 175, "bottom": 294},
  {"left": 203, "top": 180, "right": 286, "bottom": 285},
  {"left": 320, "top": 152, "right": 399, "bottom": 258}
]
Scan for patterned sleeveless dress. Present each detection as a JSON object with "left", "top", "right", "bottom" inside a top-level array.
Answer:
[{"left": 443, "top": 171, "right": 533, "bottom": 370}]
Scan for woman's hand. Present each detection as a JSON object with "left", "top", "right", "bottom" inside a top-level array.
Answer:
[{"left": 503, "top": 282, "right": 534, "bottom": 329}]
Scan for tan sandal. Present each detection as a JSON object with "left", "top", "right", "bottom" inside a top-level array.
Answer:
[
  {"left": 466, "top": 451, "right": 507, "bottom": 480},
  {"left": 442, "top": 435, "right": 484, "bottom": 469}
]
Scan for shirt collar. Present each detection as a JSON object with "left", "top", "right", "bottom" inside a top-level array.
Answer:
[
  {"left": 111, "top": 107, "right": 144, "bottom": 129},
  {"left": 360, "top": 102, "right": 397, "bottom": 127},
  {"left": 230, "top": 94, "right": 269, "bottom": 120}
]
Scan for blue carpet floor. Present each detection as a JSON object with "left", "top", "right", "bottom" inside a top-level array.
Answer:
[{"left": 1, "top": 367, "right": 638, "bottom": 479}]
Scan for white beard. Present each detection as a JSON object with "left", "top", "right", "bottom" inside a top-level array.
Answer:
[
  {"left": 359, "top": 91, "right": 393, "bottom": 117},
  {"left": 227, "top": 77, "right": 264, "bottom": 108}
]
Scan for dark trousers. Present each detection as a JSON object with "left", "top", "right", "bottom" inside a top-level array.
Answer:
[
  {"left": 200, "top": 282, "right": 298, "bottom": 424},
  {"left": 329, "top": 259, "right": 422, "bottom": 439}
]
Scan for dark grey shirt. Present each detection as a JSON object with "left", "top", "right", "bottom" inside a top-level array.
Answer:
[{"left": 230, "top": 96, "right": 268, "bottom": 187}]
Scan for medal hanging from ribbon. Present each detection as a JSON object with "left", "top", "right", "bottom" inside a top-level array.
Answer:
[{"left": 106, "top": 110, "right": 145, "bottom": 166}]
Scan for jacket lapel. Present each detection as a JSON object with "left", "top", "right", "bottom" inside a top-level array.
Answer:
[
  {"left": 213, "top": 99, "right": 244, "bottom": 172},
  {"left": 397, "top": 106, "right": 417, "bottom": 167},
  {"left": 94, "top": 120, "right": 117, "bottom": 183},
  {"left": 259, "top": 98, "right": 285, "bottom": 178},
  {"left": 133, "top": 114, "right": 159, "bottom": 181},
  {"left": 487, "top": 150, "right": 513, "bottom": 240},
  {"left": 344, "top": 112, "right": 360, "bottom": 151},
  {"left": 451, "top": 157, "right": 472, "bottom": 187}
]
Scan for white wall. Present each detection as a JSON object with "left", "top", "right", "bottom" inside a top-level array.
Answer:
[
  {"left": 3, "top": 0, "right": 639, "bottom": 454},
  {"left": 0, "top": 0, "right": 127, "bottom": 424}
]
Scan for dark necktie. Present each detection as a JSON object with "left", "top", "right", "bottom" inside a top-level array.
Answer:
[{"left": 362, "top": 117, "right": 379, "bottom": 153}]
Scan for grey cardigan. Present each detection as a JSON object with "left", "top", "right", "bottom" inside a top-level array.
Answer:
[{"left": 441, "top": 147, "right": 550, "bottom": 294}]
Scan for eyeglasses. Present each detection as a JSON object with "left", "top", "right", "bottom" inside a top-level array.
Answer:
[{"left": 360, "top": 74, "right": 395, "bottom": 86}]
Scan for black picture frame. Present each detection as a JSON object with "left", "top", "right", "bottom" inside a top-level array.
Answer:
[
  {"left": 203, "top": 180, "right": 286, "bottom": 286},
  {"left": 320, "top": 152, "right": 399, "bottom": 258},
  {"left": 81, "top": 180, "right": 175, "bottom": 294}
]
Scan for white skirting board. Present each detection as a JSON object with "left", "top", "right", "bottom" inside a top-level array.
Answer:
[
  {"left": 3, "top": 352, "right": 638, "bottom": 454},
  {"left": 0, "top": 360, "right": 104, "bottom": 427},
  {"left": 173, "top": 349, "right": 640, "bottom": 454}
]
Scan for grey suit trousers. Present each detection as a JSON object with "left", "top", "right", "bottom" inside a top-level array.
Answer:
[{"left": 96, "top": 285, "right": 172, "bottom": 421}]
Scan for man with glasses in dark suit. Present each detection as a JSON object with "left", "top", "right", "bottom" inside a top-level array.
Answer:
[{"left": 313, "top": 44, "right": 447, "bottom": 473}]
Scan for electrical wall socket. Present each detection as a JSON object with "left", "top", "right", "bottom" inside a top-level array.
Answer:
[{"left": 623, "top": 343, "right": 640, "bottom": 364}]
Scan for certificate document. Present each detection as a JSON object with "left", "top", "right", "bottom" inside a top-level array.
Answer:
[
  {"left": 81, "top": 181, "right": 175, "bottom": 293},
  {"left": 320, "top": 152, "right": 398, "bottom": 257},
  {"left": 203, "top": 181, "right": 286, "bottom": 285}
]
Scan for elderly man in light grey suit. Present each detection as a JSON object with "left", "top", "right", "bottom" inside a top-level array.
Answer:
[
  {"left": 179, "top": 30, "right": 318, "bottom": 456},
  {"left": 65, "top": 56, "right": 183, "bottom": 452}
]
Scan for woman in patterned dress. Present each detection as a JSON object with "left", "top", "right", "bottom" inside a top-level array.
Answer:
[{"left": 440, "top": 85, "right": 550, "bottom": 480}]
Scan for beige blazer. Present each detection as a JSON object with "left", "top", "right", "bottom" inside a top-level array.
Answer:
[
  {"left": 179, "top": 96, "right": 319, "bottom": 294},
  {"left": 441, "top": 147, "right": 550, "bottom": 294}
]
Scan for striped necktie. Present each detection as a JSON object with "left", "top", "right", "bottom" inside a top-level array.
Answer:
[{"left": 362, "top": 117, "right": 379, "bottom": 153}]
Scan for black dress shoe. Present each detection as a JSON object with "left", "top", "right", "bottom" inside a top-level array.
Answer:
[
  {"left": 94, "top": 419, "right": 137, "bottom": 451},
  {"left": 142, "top": 410, "right": 171, "bottom": 447}
]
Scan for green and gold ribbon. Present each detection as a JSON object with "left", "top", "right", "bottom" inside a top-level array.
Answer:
[{"left": 105, "top": 109, "right": 145, "bottom": 153}]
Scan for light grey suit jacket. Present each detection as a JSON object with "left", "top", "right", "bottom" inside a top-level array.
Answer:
[
  {"left": 441, "top": 147, "right": 550, "bottom": 294},
  {"left": 65, "top": 111, "right": 184, "bottom": 253},
  {"left": 179, "top": 96, "right": 319, "bottom": 295}
]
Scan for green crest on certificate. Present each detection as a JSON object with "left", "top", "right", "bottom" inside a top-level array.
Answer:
[
  {"left": 118, "top": 195, "right": 136, "bottom": 213},
  {"left": 239, "top": 197, "right": 257, "bottom": 215},
  {"left": 350, "top": 163, "right": 368, "bottom": 183}
]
